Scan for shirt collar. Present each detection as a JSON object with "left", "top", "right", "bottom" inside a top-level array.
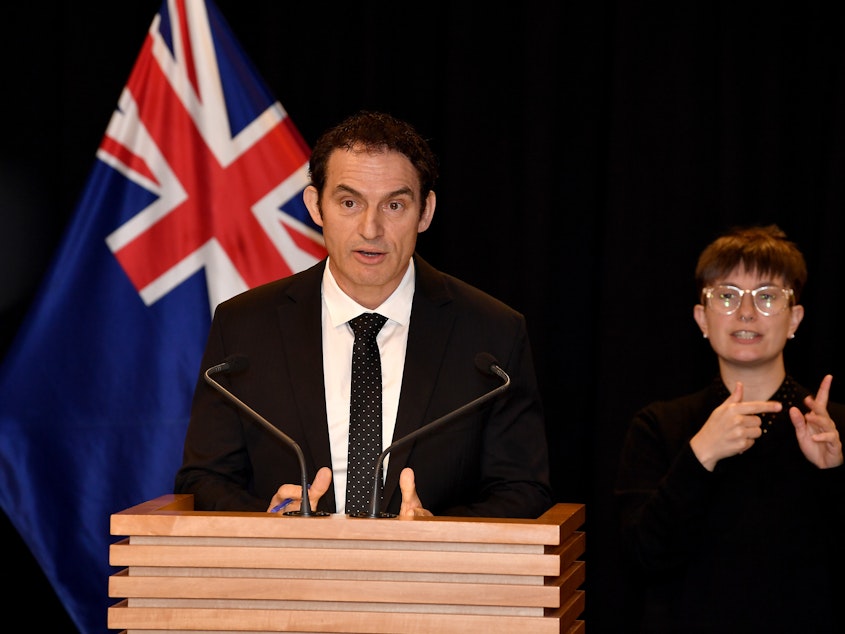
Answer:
[{"left": 322, "top": 257, "right": 415, "bottom": 328}]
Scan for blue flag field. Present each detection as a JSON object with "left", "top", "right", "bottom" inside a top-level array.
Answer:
[{"left": 0, "top": 1, "right": 325, "bottom": 631}]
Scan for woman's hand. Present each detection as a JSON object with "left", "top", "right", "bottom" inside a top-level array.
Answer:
[
  {"left": 790, "top": 374, "right": 844, "bottom": 469},
  {"left": 690, "top": 382, "right": 781, "bottom": 471}
]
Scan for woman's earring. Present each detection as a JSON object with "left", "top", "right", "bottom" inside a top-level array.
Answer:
[
  {"left": 788, "top": 333, "right": 795, "bottom": 339},
  {"left": 702, "top": 333, "right": 708, "bottom": 339}
]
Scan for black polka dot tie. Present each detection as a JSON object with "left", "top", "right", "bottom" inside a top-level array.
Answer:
[{"left": 346, "top": 312, "right": 387, "bottom": 515}]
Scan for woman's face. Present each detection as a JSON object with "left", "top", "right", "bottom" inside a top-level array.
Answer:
[{"left": 693, "top": 264, "right": 803, "bottom": 369}]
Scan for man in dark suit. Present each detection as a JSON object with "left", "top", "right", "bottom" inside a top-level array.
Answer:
[{"left": 174, "top": 111, "right": 552, "bottom": 519}]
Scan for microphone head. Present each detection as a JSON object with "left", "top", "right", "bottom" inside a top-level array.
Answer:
[
  {"left": 224, "top": 354, "right": 249, "bottom": 373},
  {"left": 474, "top": 352, "right": 500, "bottom": 376}
]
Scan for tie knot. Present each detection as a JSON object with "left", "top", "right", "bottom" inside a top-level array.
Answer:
[{"left": 349, "top": 313, "right": 387, "bottom": 340}]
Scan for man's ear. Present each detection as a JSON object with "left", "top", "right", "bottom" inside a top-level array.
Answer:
[
  {"left": 303, "top": 185, "right": 323, "bottom": 227},
  {"left": 418, "top": 191, "right": 436, "bottom": 233}
]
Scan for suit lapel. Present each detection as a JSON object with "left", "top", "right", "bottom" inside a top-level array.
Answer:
[
  {"left": 276, "top": 260, "right": 337, "bottom": 511},
  {"left": 382, "top": 255, "right": 455, "bottom": 504}
]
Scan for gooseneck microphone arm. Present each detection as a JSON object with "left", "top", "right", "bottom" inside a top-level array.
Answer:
[
  {"left": 204, "top": 355, "right": 321, "bottom": 517},
  {"left": 364, "top": 352, "right": 512, "bottom": 519}
]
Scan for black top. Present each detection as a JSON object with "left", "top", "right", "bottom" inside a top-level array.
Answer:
[{"left": 615, "top": 376, "right": 845, "bottom": 633}]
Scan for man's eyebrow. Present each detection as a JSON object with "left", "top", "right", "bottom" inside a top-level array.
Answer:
[
  {"left": 333, "top": 183, "right": 416, "bottom": 200},
  {"left": 333, "top": 183, "right": 362, "bottom": 197}
]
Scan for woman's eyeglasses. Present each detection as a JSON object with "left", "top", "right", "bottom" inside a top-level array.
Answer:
[{"left": 702, "top": 285, "right": 793, "bottom": 317}]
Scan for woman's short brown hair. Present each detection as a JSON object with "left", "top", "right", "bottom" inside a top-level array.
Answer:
[{"left": 695, "top": 225, "right": 807, "bottom": 302}]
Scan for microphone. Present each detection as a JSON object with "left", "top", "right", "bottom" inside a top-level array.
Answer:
[
  {"left": 358, "top": 352, "right": 512, "bottom": 519},
  {"left": 204, "top": 355, "right": 328, "bottom": 517}
]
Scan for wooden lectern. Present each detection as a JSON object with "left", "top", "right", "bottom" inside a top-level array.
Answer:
[{"left": 108, "top": 495, "right": 585, "bottom": 633}]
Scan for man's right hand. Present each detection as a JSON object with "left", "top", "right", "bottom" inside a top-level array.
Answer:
[{"left": 266, "top": 466, "right": 333, "bottom": 513}]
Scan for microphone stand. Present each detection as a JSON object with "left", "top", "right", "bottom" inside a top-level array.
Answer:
[
  {"left": 205, "top": 356, "right": 328, "bottom": 517},
  {"left": 358, "top": 353, "right": 512, "bottom": 519}
]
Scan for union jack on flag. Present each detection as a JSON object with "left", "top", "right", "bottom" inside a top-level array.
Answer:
[
  {"left": 106, "top": 0, "right": 326, "bottom": 311},
  {"left": 0, "top": 1, "right": 325, "bottom": 632}
]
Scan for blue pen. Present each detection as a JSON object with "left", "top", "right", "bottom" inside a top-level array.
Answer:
[
  {"left": 271, "top": 484, "right": 310, "bottom": 513},
  {"left": 271, "top": 498, "right": 294, "bottom": 513}
]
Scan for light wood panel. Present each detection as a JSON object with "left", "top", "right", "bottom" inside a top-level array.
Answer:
[{"left": 108, "top": 495, "right": 586, "bottom": 633}]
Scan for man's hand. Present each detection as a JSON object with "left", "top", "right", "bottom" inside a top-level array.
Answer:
[
  {"left": 266, "top": 466, "right": 333, "bottom": 513},
  {"left": 398, "top": 467, "right": 433, "bottom": 517}
]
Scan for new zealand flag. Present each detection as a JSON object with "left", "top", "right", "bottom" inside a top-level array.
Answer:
[{"left": 0, "top": 1, "right": 326, "bottom": 631}]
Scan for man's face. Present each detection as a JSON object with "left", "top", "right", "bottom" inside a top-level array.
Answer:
[{"left": 304, "top": 147, "right": 435, "bottom": 308}]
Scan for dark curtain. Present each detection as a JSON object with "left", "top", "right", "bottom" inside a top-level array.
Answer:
[{"left": 4, "top": 2, "right": 845, "bottom": 631}]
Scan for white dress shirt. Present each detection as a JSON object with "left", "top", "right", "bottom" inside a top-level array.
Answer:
[{"left": 320, "top": 258, "right": 414, "bottom": 513}]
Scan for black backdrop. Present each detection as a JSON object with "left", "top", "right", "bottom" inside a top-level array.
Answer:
[{"left": 4, "top": 2, "right": 845, "bottom": 631}]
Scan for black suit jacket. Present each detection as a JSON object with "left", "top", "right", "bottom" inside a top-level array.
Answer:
[{"left": 175, "top": 254, "right": 552, "bottom": 518}]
